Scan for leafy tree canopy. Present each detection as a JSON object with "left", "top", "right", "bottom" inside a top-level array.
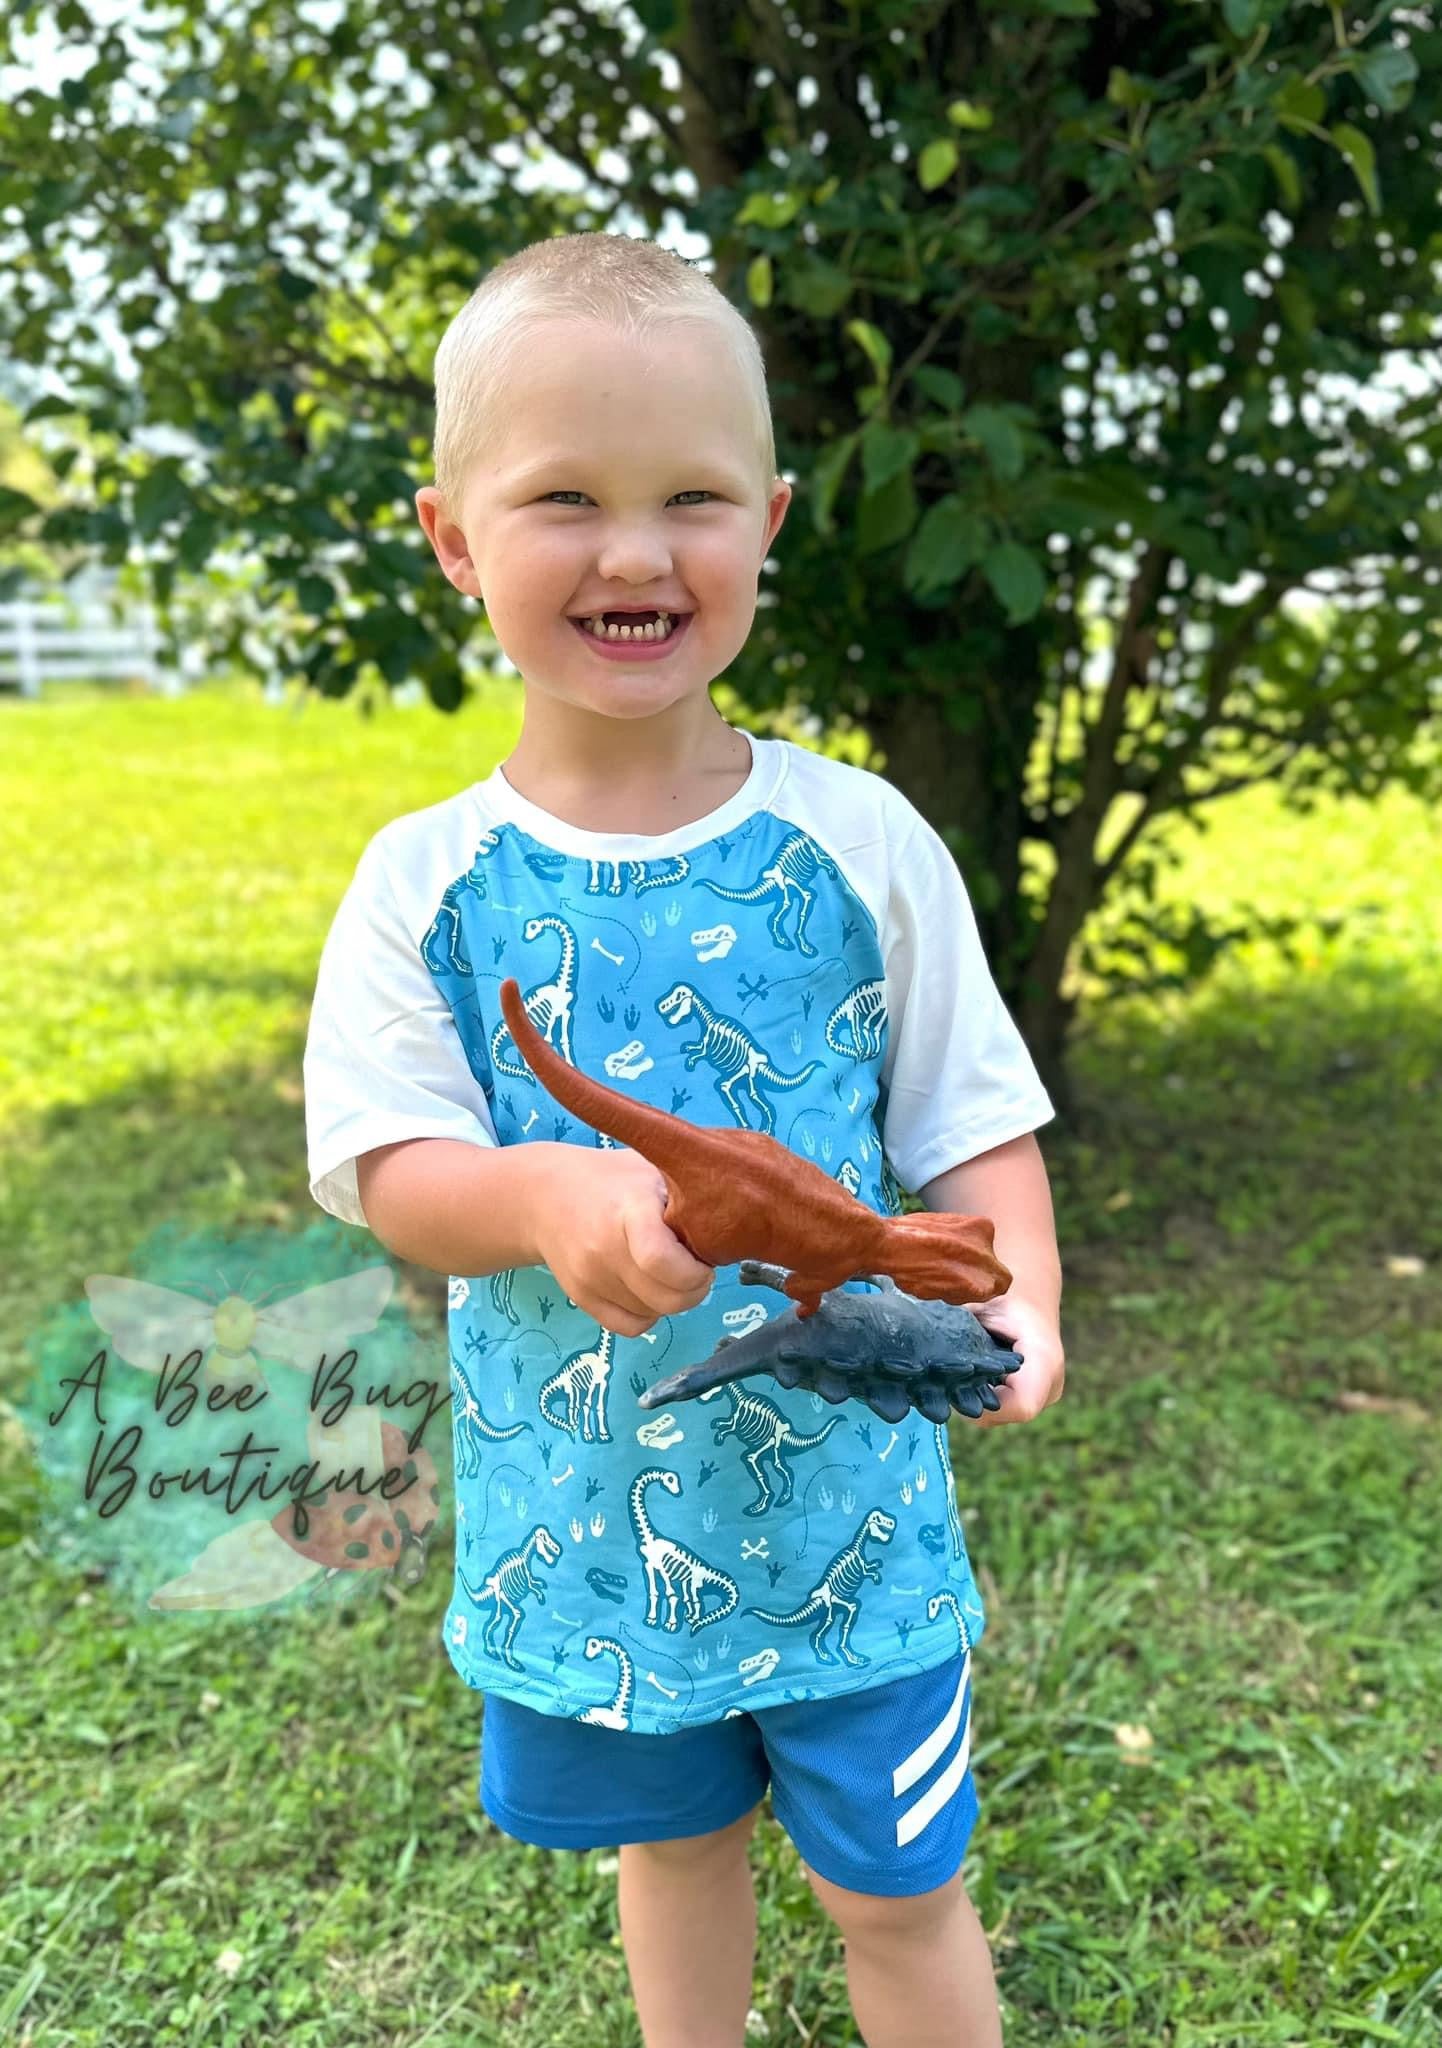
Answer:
[{"left": 3, "top": 0, "right": 1439, "bottom": 1096}]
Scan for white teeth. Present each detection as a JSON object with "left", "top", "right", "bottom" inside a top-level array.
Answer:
[{"left": 578, "top": 610, "right": 678, "bottom": 641}]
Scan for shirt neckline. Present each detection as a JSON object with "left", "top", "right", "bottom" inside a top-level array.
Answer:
[{"left": 474, "top": 729, "right": 781, "bottom": 858}]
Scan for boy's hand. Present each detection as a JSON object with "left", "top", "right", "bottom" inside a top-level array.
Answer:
[
  {"left": 528, "top": 1144, "right": 715, "bottom": 1337},
  {"left": 965, "top": 1294, "right": 1065, "bottom": 1427}
]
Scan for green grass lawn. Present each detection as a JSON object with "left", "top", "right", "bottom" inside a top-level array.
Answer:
[{"left": 1, "top": 679, "right": 1439, "bottom": 2047}]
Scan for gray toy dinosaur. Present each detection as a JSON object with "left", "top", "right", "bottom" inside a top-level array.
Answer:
[{"left": 637, "top": 1260, "right": 1023, "bottom": 1425}]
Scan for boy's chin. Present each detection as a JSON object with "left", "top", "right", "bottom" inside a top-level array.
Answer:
[{"left": 561, "top": 682, "right": 714, "bottom": 721}]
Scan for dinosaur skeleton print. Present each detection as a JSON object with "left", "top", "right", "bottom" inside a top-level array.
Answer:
[{"left": 305, "top": 731, "right": 1055, "bottom": 1731}]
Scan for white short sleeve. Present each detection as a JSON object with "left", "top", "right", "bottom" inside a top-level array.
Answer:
[
  {"left": 303, "top": 835, "right": 498, "bottom": 1228},
  {"left": 880, "top": 808, "right": 1056, "bottom": 1195}
]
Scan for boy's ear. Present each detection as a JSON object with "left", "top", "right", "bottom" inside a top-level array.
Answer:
[
  {"left": 761, "top": 476, "right": 792, "bottom": 560},
  {"left": 414, "top": 486, "right": 481, "bottom": 600}
]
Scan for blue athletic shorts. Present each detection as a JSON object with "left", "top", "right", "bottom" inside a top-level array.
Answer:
[{"left": 479, "top": 1649, "right": 978, "bottom": 1898}]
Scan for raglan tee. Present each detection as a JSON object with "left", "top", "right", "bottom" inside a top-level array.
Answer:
[{"left": 304, "top": 730, "right": 1056, "bottom": 1732}]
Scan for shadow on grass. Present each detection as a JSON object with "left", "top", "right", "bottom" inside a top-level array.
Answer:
[
  {"left": 0, "top": 1045, "right": 448, "bottom": 1404},
  {"left": 1058, "top": 959, "right": 1438, "bottom": 1271}
]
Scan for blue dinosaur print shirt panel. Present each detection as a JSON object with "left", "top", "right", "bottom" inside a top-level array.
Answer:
[{"left": 304, "top": 732, "right": 1055, "bottom": 1732}]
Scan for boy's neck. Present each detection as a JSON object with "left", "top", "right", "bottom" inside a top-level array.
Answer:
[{"left": 499, "top": 706, "right": 754, "bottom": 835}]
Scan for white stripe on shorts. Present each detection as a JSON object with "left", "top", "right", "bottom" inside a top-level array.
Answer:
[
  {"left": 892, "top": 1655, "right": 971, "bottom": 1798},
  {"left": 894, "top": 1701, "right": 973, "bottom": 1847}
]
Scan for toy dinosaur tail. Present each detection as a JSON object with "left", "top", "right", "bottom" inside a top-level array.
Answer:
[
  {"left": 878, "top": 1209, "right": 1011, "bottom": 1305},
  {"left": 497, "top": 975, "right": 682, "bottom": 1159}
]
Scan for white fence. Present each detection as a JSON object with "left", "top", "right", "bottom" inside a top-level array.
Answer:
[{"left": 0, "top": 594, "right": 193, "bottom": 698}]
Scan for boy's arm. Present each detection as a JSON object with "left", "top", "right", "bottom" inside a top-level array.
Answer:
[
  {"left": 918, "top": 1130, "right": 1065, "bottom": 1427},
  {"left": 356, "top": 1136, "right": 563, "bottom": 1279}
]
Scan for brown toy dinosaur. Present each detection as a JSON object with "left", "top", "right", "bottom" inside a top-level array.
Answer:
[{"left": 496, "top": 977, "right": 1010, "bottom": 1320}]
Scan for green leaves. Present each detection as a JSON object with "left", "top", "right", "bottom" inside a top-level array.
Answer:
[
  {"left": 981, "top": 541, "right": 1046, "bottom": 625},
  {"left": 855, "top": 469, "right": 917, "bottom": 558},
  {"left": 911, "top": 367, "right": 965, "bottom": 411},
  {"left": 844, "top": 318, "right": 892, "bottom": 391},
  {"left": 1274, "top": 77, "right": 1326, "bottom": 130},
  {"left": 1351, "top": 42, "right": 1418, "bottom": 116},
  {"left": 1106, "top": 68, "right": 1156, "bottom": 113},
  {"left": 176, "top": 512, "right": 221, "bottom": 573},
  {"left": 852, "top": 419, "right": 917, "bottom": 557},
  {"left": 809, "top": 433, "right": 858, "bottom": 539},
  {"left": 782, "top": 260, "right": 852, "bottom": 318},
  {"left": 917, "top": 139, "right": 958, "bottom": 192},
  {"left": 903, "top": 495, "right": 989, "bottom": 601},
  {"left": 1329, "top": 123, "right": 1379, "bottom": 217},
  {"left": 859, "top": 422, "right": 919, "bottom": 496},
  {"left": 0, "top": 486, "right": 40, "bottom": 535},
  {"left": 1221, "top": 0, "right": 1265, "bottom": 37},
  {"left": 1267, "top": 53, "right": 1407, "bottom": 217},
  {"left": 131, "top": 464, "right": 192, "bottom": 540},
  {"left": 1261, "top": 144, "right": 1301, "bottom": 212},
  {"left": 959, "top": 404, "right": 1028, "bottom": 484},
  {"left": 296, "top": 573, "right": 335, "bottom": 619},
  {"left": 734, "top": 189, "right": 804, "bottom": 230}
]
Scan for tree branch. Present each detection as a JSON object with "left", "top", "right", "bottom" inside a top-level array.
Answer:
[
  {"left": 1077, "top": 542, "right": 1169, "bottom": 810},
  {"left": 450, "top": 8, "right": 679, "bottom": 202},
  {"left": 1090, "top": 578, "right": 1329, "bottom": 883},
  {"left": 1036, "top": 549, "right": 1087, "bottom": 833},
  {"left": 269, "top": 339, "right": 432, "bottom": 410},
  {"left": 1095, "top": 744, "right": 1302, "bottom": 889}
]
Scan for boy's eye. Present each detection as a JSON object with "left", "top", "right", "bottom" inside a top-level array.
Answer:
[{"left": 541, "top": 490, "right": 714, "bottom": 506}]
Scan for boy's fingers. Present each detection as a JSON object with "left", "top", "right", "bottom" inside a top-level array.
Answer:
[
  {"left": 624, "top": 1207, "right": 714, "bottom": 1301},
  {"left": 618, "top": 1153, "right": 710, "bottom": 1274},
  {"left": 590, "top": 1281, "right": 651, "bottom": 1322},
  {"left": 595, "top": 1299, "right": 651, "bottom": 1336},
  {"left": 579, "top": 1244, "right": 652, "bottom": 1319}
]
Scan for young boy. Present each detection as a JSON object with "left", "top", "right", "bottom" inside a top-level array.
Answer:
[{"left": 304, "top": 232, "right": 1064, "bottom": 2048}]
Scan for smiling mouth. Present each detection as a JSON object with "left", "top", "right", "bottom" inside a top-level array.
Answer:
[{"left": 568, "top": 609, "right": 690, "bottom": 644}]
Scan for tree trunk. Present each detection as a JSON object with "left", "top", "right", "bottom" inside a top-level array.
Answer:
[
  {"left": 864, "top": 638, "right": 1077, "bottom": 1121},
  {"left": 865, "top": 689, "right": 996, "bottom": 888},
  {"left": 1016, "top": 978, "right": 1079, "bottom": 1123}
]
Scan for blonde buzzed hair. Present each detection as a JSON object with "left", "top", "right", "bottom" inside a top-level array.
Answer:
[{"left": 428, "top": 232, "right": 777, "bottom": 521}]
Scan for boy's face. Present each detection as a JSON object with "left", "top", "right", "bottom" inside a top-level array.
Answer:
[{"left": 415, "top": 318, "right": 791, "bottom": 721}]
